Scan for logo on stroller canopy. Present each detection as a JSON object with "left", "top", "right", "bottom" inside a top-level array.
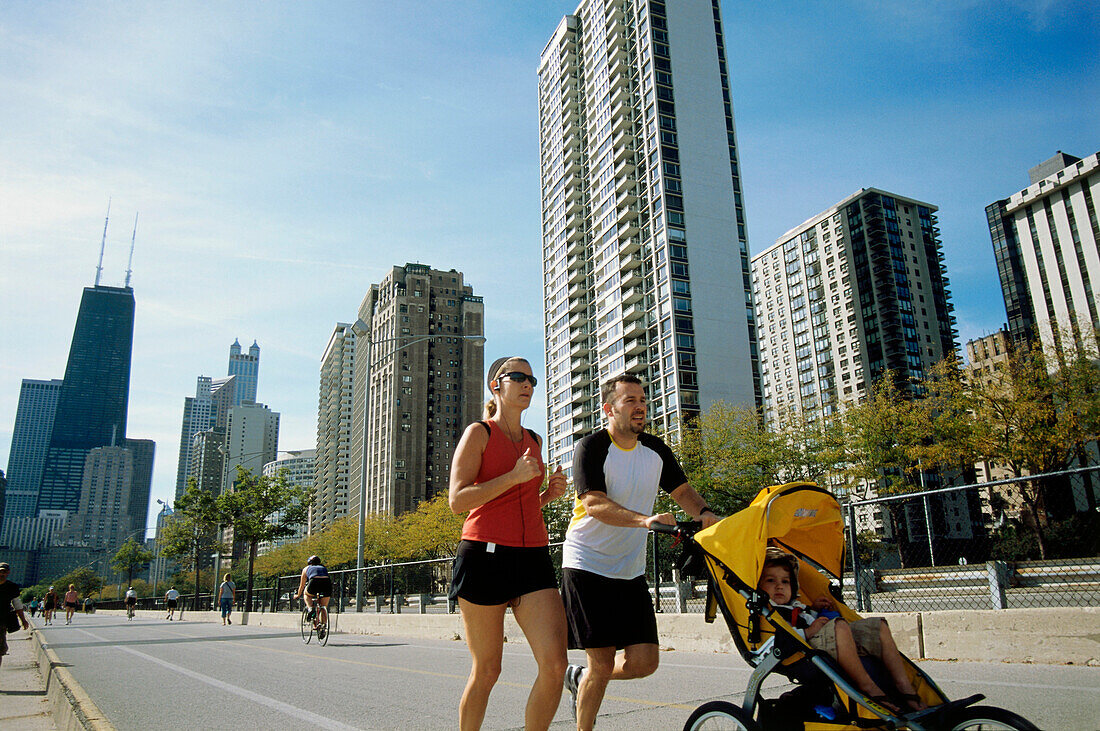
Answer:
[{"left": 793, "top": 508, "right": 818, "bottom": 517}]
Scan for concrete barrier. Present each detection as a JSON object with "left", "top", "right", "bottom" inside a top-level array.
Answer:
[
  {"left": 105, "top": 605, "right": 1100, "bottom": 665},
  {"left": 30, "top": 628, "right": 115, "bottom": 731}
]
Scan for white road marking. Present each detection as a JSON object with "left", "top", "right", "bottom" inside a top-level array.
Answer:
[{"left": 73, "top": 628, "right": 359, "bottom": 730}]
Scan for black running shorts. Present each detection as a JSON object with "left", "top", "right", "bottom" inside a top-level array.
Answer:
[
  {"left": 561, "top": 567, "right": 658, "bottom": 650},
  {"left": 305, "top": 576, "right": 333, "bottom": 597},
  {"left": 449, "top": 540, "right": 557, "bottom": 606}
]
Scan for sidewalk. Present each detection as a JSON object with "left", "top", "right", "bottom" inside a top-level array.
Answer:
[{"left": 1, "top": 626, "right": 55, "bottom": 730}]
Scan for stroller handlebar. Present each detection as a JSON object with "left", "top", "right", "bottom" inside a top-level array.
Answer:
[{"left": 649, "top": 520, "right": 702, "bottom": 537}]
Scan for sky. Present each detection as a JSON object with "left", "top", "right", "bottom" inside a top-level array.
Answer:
[{"left": 1, "top": 1, "right": 1098, "bottom": 536}]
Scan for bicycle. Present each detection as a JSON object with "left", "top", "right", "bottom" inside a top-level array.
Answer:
[
  {"left": 126, "top": 603, "right": 135, "bottom": 620},
  {"left": 299, "top": 596, "right": 330, "bottom": 646}
]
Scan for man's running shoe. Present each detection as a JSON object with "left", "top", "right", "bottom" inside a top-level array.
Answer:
[
  {"left": 316, "top": 624, "right": 326, "bottom": 640},
  {"left": 564, "top": 664, "right": 584, "bottom": 721}
]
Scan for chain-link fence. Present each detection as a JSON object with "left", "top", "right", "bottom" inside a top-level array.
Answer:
[{"left": 103, "top": 471, "right": 1097, "bottom": 616}]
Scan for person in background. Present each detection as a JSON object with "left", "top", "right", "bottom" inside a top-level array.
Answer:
[
  {"left": 43, "top": 587, "right": 57, "bottom": 625},
  {"left": 164, "top": 586, "right": 180, "bottom": 620},
  {"left": 63, "top": 584, "right": 79, "bottom": 625},
  {"left": 218, "top": 573, "right": 236, "bottom": 626}
]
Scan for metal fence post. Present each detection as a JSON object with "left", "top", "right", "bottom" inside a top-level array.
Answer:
[
  {"left": 986, "top": 561, "right": 1009, "bottom": 609},
  {"left": 672, "top": 568, "right": 688, "bottom": 613},
  {"left": 651, "top": 532, "right": 662, "bottom": 613},
  {"left": 922, "top": 494, "right": 936, "bottom": 566}
]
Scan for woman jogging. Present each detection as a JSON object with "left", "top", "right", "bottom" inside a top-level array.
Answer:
[
  {"left": 63, "top": 584, "right": 79, "bottom": 625},
  {"left": 448, "top": 356, "right": 568, "bottom": 731}
]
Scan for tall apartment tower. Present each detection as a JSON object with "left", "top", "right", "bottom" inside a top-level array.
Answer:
[
  {"left": 313, "top": 323, "right": 356, "bottom": 533},
  {"left": 349, "top": 264, "right": 484, "bottom": 517},
  {"left": 2, "top": 379, "right": 63, "bottom": 522},
  {"left": 38, "top": 284, "right": 136, "bottom": 514},
  {"left": 222, "top": 402, "right": 280, "bottom": 493},
  {"left": 260, "top": 449, "right": 315, "bottom": 552},
  {"left": 752, "top": 189, "right": 958, "bottom": 423},
  {"left": 228, "top": 339, "right": 260, "bottom": 405},
  {"left": 986, "top": 151, "right": 1100, "bottom": 349},
  {"left": 538, "top": 0, "right": 758, "bottom": 470}
]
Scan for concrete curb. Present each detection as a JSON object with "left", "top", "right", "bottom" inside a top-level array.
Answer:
[{"left": 30, "top": 628, "right": 115, "bottom": 731}]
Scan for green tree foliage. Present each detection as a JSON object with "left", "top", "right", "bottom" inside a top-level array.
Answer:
[
  {"left": 57, "top": 566, "right": 103, "bottom": 598},
  {"left": 394, "top": 494, "right": 464, "bottom": 559},
  {"left": 110, "top": 538, "right": 154, "bottom": 588},
  {"left": 158, "top": 479, "right": 223, "bottom": 603},
  {"left": 217, "top": 466, "right": 311, "bottom": 610}
]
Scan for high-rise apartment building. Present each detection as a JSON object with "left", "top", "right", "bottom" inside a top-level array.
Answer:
[
  {"left": 538, "top": 0, "right": 758, "bottom": 470},
  {"left": 986, "top": 151, "right": 1100, "bottom": 349},
  {"left": 752, "top": 189, "right": 957, "bottom": 422},
  {"left": 222, "top": 402, "right": 280, "bottom": 493},
  {"left": 55, "top": 445, "right": 138, "bottom": 550},
  {"left": 260, "top": 449, "right": 314, "bottom": 552},
  {"left": 349, "top": 264, "right": 484, "bottom": 517},
  {"left": 38, "top": 284, "right": 136, "bottom": 513},
  {"left": 313, "top": 323, "right": 356, "bottom": 533},
  {"left": 2, "top": 379, "right": 63, "bottom": 522}
]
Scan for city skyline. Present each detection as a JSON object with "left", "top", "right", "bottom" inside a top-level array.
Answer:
[{"left": 2, "top": 2, "right": 1097, "bottom": 533}]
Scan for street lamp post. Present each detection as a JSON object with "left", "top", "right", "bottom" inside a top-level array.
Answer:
[{"left": 352, "top": 326, "right": 485, "bottom": 611}]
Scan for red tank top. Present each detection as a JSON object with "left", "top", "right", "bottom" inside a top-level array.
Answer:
[{"left": 460, "top": 421, "right": 549, "bottom": 547}]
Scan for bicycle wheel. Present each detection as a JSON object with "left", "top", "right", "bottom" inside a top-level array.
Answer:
[
  {"left": 317, "top": 607, "right": 330, "bottom": 646},
  {"left": 300, "top": 608, "right": 313, "bottom": 644},
  {"left": 683, "top": 701, "right": 760, "bottom": 731},
  {"left": 943, "top": 706, "right": 1039, "bottom": 730}
]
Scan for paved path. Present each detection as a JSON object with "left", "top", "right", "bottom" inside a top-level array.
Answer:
[
  {"left": 1, "top": 625, "right": 55, "bottom": 730},
  {"left": 32, "top": 613, "right": 1100, "bottom": 729}
]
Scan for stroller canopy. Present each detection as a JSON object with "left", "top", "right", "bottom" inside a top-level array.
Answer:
[{"left": 694, "top": 482, "right": 846, "bottom": 596}]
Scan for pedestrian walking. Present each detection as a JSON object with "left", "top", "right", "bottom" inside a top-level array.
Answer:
[{"left": 218, "top": 574, "right": 236, "bottom": 625}]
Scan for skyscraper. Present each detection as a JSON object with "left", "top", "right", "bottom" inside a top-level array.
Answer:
[
  {"left": 348, "top": 264, "right": 484, "bottom": 517},
  {"left": 313, "top": 323, "right": 356, "bottom": 533},
  {"left": 222, "top": 402, "right": 280, "bottom": 493},
  {"left": 38, "top": 284, "right": 135, "bottom": 513},
  {"left": 752, "top": 188, "right": 957, "bottom": 422},
  {"left": 2, "top": 378, "right": 63, "bottom": 522},
  {"left": 174, "top": 340, "right": 255, "bottom": 497},
  {"left": 538, "top": 0, "right": 757, "bottom": 470},
  {"left": 986, "top": 151, "right": 1100, "bottom": 348},
  {"left": 228, "top": 339, "right": 260, "bottom": 406}
]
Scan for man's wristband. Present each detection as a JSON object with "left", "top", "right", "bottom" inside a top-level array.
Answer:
[{"left": 699, "top": 507, "right": 714, "bottom": 517}]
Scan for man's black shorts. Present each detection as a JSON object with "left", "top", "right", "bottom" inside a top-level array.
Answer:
[
  {"left": 449, "top": 540, "right": 557, "bottom": 606},
  {"left": 561, "top": 567, "right": 658, "bottom": 650}
]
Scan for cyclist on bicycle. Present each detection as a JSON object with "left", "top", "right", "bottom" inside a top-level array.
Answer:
[
  {"left": 124, "top": 587, "right": 137, "bottom": 618},
  {"left": 295, "top": 555, "right": 332, "bottom": 627}
]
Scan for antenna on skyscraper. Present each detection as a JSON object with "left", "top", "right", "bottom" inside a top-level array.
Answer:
[
  {"left": 125, "top": 212, "right": 138, "bottom": 288},
  {"left": 95, "top": 198, "right": 111, "bottom": 286}
]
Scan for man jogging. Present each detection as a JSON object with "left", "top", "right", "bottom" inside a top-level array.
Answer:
[
  {"left": 1, "top": 562, "right": 31, "bottom": 669},
  {"left": 560, "top": 374, "right": 720, "bottom": 730}
]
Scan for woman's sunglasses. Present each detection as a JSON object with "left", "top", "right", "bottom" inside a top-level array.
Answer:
[{"left": 498, "top": 372, "right": 538, "bottom": 387}]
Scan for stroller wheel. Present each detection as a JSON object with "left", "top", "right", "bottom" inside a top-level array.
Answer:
[
  {"left": 683, "top": 701, "right": 760, "bottom": 731},
  {"left": 943, "top": 705, "right": 1039, "bottom": 731}
]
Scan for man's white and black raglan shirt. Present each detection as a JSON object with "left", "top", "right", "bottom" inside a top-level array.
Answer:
[{"left": 562, "top": 429, "right": 687, "bottom": 579}]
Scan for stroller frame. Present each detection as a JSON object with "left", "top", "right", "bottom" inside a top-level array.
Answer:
[{"left": 660, "top": 482, "right": 1038, "bottom": 731}]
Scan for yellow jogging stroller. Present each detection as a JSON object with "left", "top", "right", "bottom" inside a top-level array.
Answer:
[{"left": 658, "top": 482, "right": 1037, "bottom": 731}]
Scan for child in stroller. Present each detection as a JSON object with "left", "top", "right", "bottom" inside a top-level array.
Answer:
[{"left": 759, "top": 547, "right": 925, "bottom": 715}]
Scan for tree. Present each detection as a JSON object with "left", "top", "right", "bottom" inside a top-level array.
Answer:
[
  {"left": 395, "top": 494, "right": 464, "bottom": 560},
  {"left": 158, "top": 478, "right": 223, "bottom": 606},
  {"left": 57, "top": 566, "right": 103, "bottom": 598},
  {"left": 110, "top": 538, "right": 154, "bottom": 589},
  {"left": 217, "top": 466, "right": 311, "bottom": 612}
]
